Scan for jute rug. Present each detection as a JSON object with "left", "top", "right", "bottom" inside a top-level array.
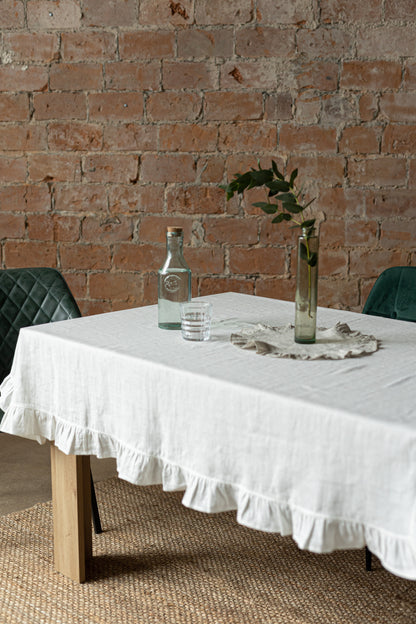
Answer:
[{"left": 0, "top": 477, "right": 415, "bottom": 624}]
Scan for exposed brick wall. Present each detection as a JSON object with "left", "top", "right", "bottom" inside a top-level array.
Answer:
[{"left": 0, "top": 0, "right": 415, "bottom": 314}]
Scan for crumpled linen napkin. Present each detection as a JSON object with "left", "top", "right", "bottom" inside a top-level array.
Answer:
[{"left": 230, "top": 322, "right": 379, "bottom": 360}]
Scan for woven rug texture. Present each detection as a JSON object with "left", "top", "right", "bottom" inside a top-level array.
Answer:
[{"left": 0, "top": 476, "right": 415, "bottom": 624}]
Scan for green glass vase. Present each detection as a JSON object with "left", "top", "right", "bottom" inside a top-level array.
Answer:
[{"left": 294, "top": 228, "right": 319, "bottom": 344}]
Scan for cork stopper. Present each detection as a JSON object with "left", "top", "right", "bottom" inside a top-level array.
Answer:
[{"left": 167, "top": 226, "right": 183, "bottom": 235}]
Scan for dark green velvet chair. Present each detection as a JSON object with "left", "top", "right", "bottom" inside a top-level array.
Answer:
[
  {"left": 0, "top": 267, "right": 102, "bottom": 534},
  {"left": 362, "top": 265, "right": 416, "bottom": 570}
]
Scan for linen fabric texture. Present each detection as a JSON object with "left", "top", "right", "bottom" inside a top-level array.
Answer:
[{"left": 1, "top": 293, "right": 416, "bottom": 580}]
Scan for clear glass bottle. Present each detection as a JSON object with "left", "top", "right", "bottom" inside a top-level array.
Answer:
[
  {"left": 294, "top": 227, "right": 319, "bottom": 344},
  {"left": 158, "top": 226, "right": 191, "bottom": 329}
]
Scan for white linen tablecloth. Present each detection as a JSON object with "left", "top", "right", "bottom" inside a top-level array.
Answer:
[{"left": 1, "top": 293, "right": 415, "bottom": 580}]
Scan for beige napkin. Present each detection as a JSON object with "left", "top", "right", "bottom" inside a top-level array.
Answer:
[{"left": 230, "top": 322, "right": 379, "bottom": 360}]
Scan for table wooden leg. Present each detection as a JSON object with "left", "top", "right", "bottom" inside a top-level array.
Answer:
[{"left": 50, "top": 445, "right": 92, "bottom": 583}]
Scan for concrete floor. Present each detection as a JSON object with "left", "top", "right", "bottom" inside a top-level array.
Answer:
[{"left": 0, "top": 433, "right": 117, "bottom": 515}]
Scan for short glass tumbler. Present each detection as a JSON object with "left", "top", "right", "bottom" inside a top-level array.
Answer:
[{"left": 180, "top": 302, "right": 212, "bottom": 341}]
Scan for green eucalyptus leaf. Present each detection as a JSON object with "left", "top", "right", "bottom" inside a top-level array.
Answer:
[
  {"left": 266, "top": 180, "right": 290, "bottom": 193},
  {"left": 253, "top": 202, "right": 278, "bottom": 214},
  {"left": 250, "top": 169, "right": 274, "bottom": 185},
  {"left": 283, "top": 202, "right": 304, "bottom": 214},
  {"left": 271, "top": 213, "right": 286, "bottom": 223},
  {"left": 299, "top": 242, "right": 308, "bottom": 261},
  {"left": 308, "top": 252, "right": 318, "bottom": 267},
  {"left": 281, "top": 213, "right": 292, "bottom": 221},
  {"left": 289, "top": 168, "right": 298, "bottom": 187},
  {"left": 272, "top": 160, "right": 284, "bottom": 180}
]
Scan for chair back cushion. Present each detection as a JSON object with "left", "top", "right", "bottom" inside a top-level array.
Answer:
[
  {"left": 362, "top": 266, "right": 416, "bottom": 322},
  {"left": 0, "top": 268, "right": 81, "bottom": 383}
]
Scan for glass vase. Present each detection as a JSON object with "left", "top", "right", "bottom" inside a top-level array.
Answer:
[{"left": 294, "top": 228, "right": 319, "bottom": 344}]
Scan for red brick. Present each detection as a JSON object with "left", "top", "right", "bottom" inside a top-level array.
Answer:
[
  {"left": 288, "top": 155, "right": 345, "bottom": 185},
  {"left": 119, "top": 31, "right": 174, "bottom": 60},
  {"left": 82, "top": 0, "right": 137, "bottom": 27},
  {"left": 186, "top": 247, "right": 225, "bottom": 273},
  {"left": 139, "top": 216, "right": 193, "bottom": 243},
  {"left": 82, "top": 215, "right": 134, "bottom": 242},
  {"left": 105, "top": 62, "right": 160, "bottom": 91},
  {"left": 380, "top": 220, "right": 416, "bottom": 249},
  {"left": 0, "top": 94, "right": 29, "bottom": 121},
  {"left": 316, "top": 248, "right": 347, "bottom": 276},
  {"left": 321, "top": 94, "right": 357, "bottom": 125},
  {"left": 147, "top": 92, "right": 201, "bottom": 122},
  {"left": 259, "top": 218, "right": 299, "bottom": 246},
  {"left": 0, "top": 156, "right": 27, "bottom": 183},
  {"left": 166, "top": 186, "right": 225, "bottom": 215},
  {"left": 27, "top": 0, "right": 82, "bottom": 29},
  {"left": 380, "top": 93, "right": 416, "bottom": 122},
  {"left": 230, "top": 247, "right": 286, "bottom": 275},
  {"left": 141, "top": 154, "right": 196, "bottom": 183},
  {"left": 264, "top": 93, "right": 293, "bottom": 121},
  {"left": 60, "top": 243, "right": 111, "bottom": 270},
  {"left": 177, "top": 28, "right": 233, "bottom": 58},
  {"left": 48, "top": 122, "right": 102, "bottom": 151},
  {"left": 62, "top": 272, "right": 87, "bottom": 302},
  {"left": 218, "top": 122, "right": 276, "bottom": 152},
  {"left": 297, "top": 27, "right": 352, "bottom": 58},
  {"left": 221, "top": 60, "right": 278, "bottom": 89},
  {"left": 196, "top": 155, "right": 225, "bottom": 183},
  {"left": 50, "top": 63, "right": 102, "bottom": 91},
  {"left": 382, "top": 125, "right": 416, "bottom": 154},
  {"left": 205, "top": 92, "right": 263, "bottom": 121},
  {"left": 163, "top": 61, "right": 217, "bottom": 90},
  {"left": 199, "top": 276, "right": 255, "bottom": 296},
  {"left": 316, "top": 187, "right": 366, "bottom": 217},
  {"left": 0, "top": 213, "right": 25, "bottom": 238},
  {"left": 385, "top": 0, "right": 416, "bottom": 19},
  {"left": 257, "top": 0, "right": 313, "bottom": 24},
  {"left": 81, "top": 300, "right": 112, "bottom": 315},
  {"left": 89, "top": 93, "right": 144, "bottom": 122},
  {"left": 339, "top": 126, "right": 379, "bottom": 154},
  {"left": 4, "top": 32, "right": 58, "bottom": 62},
  {"left": 82, "top": 154, "right": 139, "bottom": 184},
  {"left": 89, "top": 272, "right": 143, "bottom": 302},
  {"left": 27, "top": 214, "right": 80, "bottom": 241},
  {"left": 295, "top": 60, "right": 338, "bottom": 91},
  {"left": 159, "top": 123, "right": 218, "bottom": 152},
  {"left": 348, "top": 157, "right": 407, "bottom": 187},
  {"left": 350, "top": 249, "right": 409, "bottom": 277},
  {"left": 357, "top": 26, "right": 416, "bottom": 58},
  {"left": 0, "top": 0, "right": 24, "bottom": 27},
  {"left": 236, "top": 27, "right": 295, "bottom": 58},
  {"left": 203, "top": 216, "right": 258, "bottom": 245},
  {"left": 403, "top": 62, "right": 416, "bottom": 89},
  {"left": 33, "top": 93, "right": 86, "bottom": 120},
  {"left": 256, "top": 277, "right": 295, "bottom": 301},
  {"left": 29, "top": 154, "right": 81, "bottom": 183},
  {"left": 54, "top": 184, "right": 107, "bottom": 213},
  {"left": 103, "top": 124, "right": 158, "bottom": 151},
  {"left": 345, "top": 220, "right": 378, "bottom": 246},
  {"left": 319, "top": 219, "right": 346, "bottom": 247},
  {"left": 0, "top": 125, "right": 47, "bottom": 151},
  {"left": 0, "top": 184, "right": 51, "bottom": 213},
  {"left": 0, "top": 66, "right": 48, "bottom": 92},
  {"left": 61, "top": 32, "right": 116, "bottom": 62},
  {"left": 139, "top": 0, "right": 193, "bottom": 25},
  {"left": 359, "top": 94, "right": 378, "bottom": 122},
  {"left": 294, "top": 92, "right": 321, "bottom": 125},
  {"left": 366, "top": 190, "right": 416, "bottom": 218},
  {"left": 195, "top": 0, "right": 253, "bottom": 24},
  {"left": 410, "top": 161, "right": 416, "bottom": 189},
  {"left": 4, "top": 241, "right": 57, "bottom": 267},
  {"left": 317, "top": 277, "right": 360, "bottom": 309},
  {"left": 320, "top": 0, "right": 381, "bottom": 22},
  {"left": 279, "top": 124, "right": 337, "bottom": 153},
  {"left": 114, "top": 242, "right": 165, "bottom": 271},
  {"left": 108, "top": 185, "right": 164, "bottom": 214},
  {"left": 341, "top": 61, "right": 402, "bottom": 91}
]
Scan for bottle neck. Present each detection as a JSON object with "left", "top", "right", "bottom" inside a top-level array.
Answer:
[{"left": 166, "top": 233, "right": 184, "bottom": 258}]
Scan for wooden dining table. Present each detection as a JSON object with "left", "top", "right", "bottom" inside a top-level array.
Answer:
[{"left": 1, "top": 293, "right": 415, "bottom": 582}]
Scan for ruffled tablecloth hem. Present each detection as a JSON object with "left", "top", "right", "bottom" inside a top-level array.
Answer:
[{"left": 1, "top": 401, "right": 415, "bottom": 581}]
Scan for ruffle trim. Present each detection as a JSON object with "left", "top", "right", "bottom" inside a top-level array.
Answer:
[{"left": 1, "top": 402, "right": 416, "bottom": 581}]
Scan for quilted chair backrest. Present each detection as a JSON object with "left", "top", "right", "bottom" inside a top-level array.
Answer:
[
  {"left": 362, "top": 266, "right": 416, "bottom": 322},
  {"left": 0, "top": 267, "right": 81, "bottom": 383}
]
